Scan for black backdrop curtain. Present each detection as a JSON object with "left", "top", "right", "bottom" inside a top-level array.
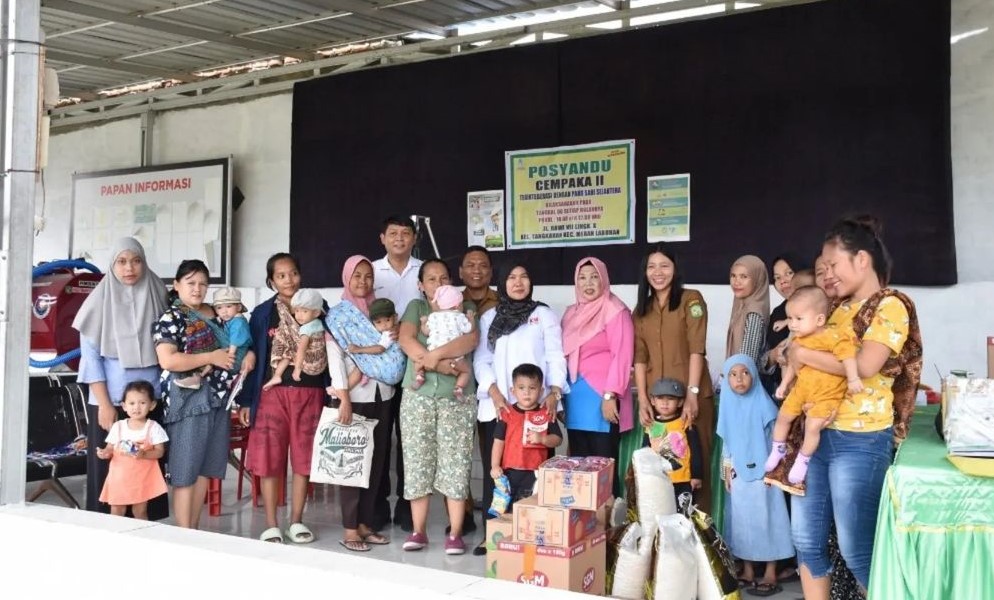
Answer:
[{"left": 290, "top": 0, "right": 953, "bottom": 287}]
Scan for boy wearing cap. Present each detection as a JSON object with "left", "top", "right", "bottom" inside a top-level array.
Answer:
[
  {"left": 264, "top": 288, "right": 328, "bottom": 391},
  {"left": 347, "top": 297, "right": 398, "bottom": 357},
  {"left": 213, "top": 287, "right": 252, "bottom": 372},
  {"left": 646, "top": 377, "right": 703, "bottom": 504}
]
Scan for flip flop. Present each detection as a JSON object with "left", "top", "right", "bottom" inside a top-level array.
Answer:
[
  {"left": 339, "top": 539, "right": 371, "bottom": 552},
  {"left": 285, "top": 522, "right": 315, "bottom": 544},
  {"left": 362, "top": 532, "right": 390, "bottom": 545},
  {"left": 737, "top": 577, "right": 755, "bottom": 589},
  {"left": 746, "top": 582, "right": 783, "bottom": 597},
  {"left": 260, "top": 527, "right": 284, "bottom": 543}
]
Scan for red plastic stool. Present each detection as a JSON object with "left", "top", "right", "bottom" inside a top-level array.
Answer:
[{"left": 206, "top": 413, "right": 253, "bottom": 516}]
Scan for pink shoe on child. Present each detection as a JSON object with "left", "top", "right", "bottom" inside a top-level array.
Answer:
[{"left": 411, "top": 372, "right": 425, "bottom": 390}]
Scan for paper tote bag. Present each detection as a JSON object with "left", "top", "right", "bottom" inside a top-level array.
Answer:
[{"left": 309, "top": 407, "right": 378, "bottom": 488}]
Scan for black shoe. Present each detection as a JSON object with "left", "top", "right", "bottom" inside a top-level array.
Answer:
[
  {"left": 472, "top": 542, "right": 487, "bottom": 556},
  {"left": 396, "top": 516, "right": 413, "bottom": 532},
  {"left": 445, "top": 514, "right": 477, "bottom": 535}
]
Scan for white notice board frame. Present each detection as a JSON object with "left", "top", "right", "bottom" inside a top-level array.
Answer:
[{"left": 71, "top": 158, "right": 232, "bottom": 284}]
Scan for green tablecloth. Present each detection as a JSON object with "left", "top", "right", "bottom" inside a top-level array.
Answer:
[{"left": 868, "top": 406, "right": 994, "bottom": 599}]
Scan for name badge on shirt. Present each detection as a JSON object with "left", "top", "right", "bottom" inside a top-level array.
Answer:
[{"left": 528, "top": 316, "right": 540, "bottom": 325}]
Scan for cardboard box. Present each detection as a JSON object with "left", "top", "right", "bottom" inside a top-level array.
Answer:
[
  {"left": 491, "top": 530, "right": 607, "bottom": 594},
  {"left": 537, "top": 456, "right": 614, "bottom": 511},
  {"left": 482, "top": 514, "right": 514, "bottom": 559},
  {"left": 987, "top": 336, "right": 994, "bottom": 378},
  {"left": 512, "top": 496, "right": 598, "bottom": 547}
]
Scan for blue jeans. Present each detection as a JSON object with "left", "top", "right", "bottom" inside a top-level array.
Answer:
[{"left": 790, "top": 427, "right": 892, "bottom": 588}]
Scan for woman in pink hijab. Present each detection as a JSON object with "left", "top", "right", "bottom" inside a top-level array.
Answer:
[{"left": 561, "top": 257, "right": 634, "bottom": 488}]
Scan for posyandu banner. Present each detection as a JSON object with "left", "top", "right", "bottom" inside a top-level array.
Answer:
[{"left": 505, "top": 140, "right": 635, "bottom": 249}]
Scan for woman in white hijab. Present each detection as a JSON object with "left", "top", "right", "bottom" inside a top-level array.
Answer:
[{"left": 73, "top": 237, "right": 169, "bottom": 516}]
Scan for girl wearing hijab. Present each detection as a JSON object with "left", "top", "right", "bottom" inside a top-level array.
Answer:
[
  {"left": 74, "top": 237, "right": 170, "bottom": 517},
  {"left": 325, "top": 255, "right": 397, "bottom": 551},
  {"left": 560, "top": 257, "right": 634, "bottom": 489},
  {"left": 727, "top": 255, "right": 771, "bottom": 363},
  {"left": 718, "top": 354, "right": 793, "bottom": 597},
  {"left": 473, "top": 262, "right": 567, "bottom": 554}
]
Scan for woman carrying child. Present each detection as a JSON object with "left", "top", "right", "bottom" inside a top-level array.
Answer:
[
  {"left": 397, "top": 259, "right": 480, "bottom": 554},
  {"left": 325, "top": 255, "right": 399, "bottom": 551},
  {"left": 96, "top": 380, "right": 168, "bottom": 519},
  {"left": 238, "top": 253, "right": 324, "bottom": 544},
  {"left": 718, "top": 354, "right": 793, "bottom": 597},
  {"left": 153, "top": 259, "right": 238, "bottom": 529},
  {"left": 787, "top": 216, "right": 922, "bottom": 598}
]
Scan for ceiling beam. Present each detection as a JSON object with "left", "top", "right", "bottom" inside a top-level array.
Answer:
[
  {"left": 41, "top": 0, "right": 316, "bottom": 61},
  {"left": 328, "top": 0, "right": 448, "bottom": 37},
  {"left": 45, "top": 49, "right": 200, "bottom": 82}
]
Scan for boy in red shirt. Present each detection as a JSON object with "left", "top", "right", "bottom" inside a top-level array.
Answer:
[{"left": 490, "top": 363, "right": 564, "bottom": 504}]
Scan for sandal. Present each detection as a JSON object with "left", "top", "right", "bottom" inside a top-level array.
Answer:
[
  {"left": 339, "top": 538, "right": 371, "bottom": 552},
  {"left": 737, "top": 577, "right": 755, "bottom": 589},
  {"left": 362, "top": 532, "right": 390, "bottom": 545},
  {"left": 285, "top": 522, "right": 315, "bottom": 544},
  {"left": 259, "top": 527, "right": 284, "bottom": 543},
  {"left": 747, "top": 582, "right": 783, "bottom": 597}
]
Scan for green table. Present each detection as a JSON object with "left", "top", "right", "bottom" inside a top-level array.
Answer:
[{"left": 868, "top": 406, "right": 994, "bottom": 599}]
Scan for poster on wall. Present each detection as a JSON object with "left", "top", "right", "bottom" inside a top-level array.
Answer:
[
  {"left": 646, "top": 173, "right": 691, "bottom": 242},
  {"left": 71, "top": 158, "right": 232, "bottom": 283},
  {"left": 504, "top": 139, "right": 635, "bottom": 249},
  {"left": 466, "top": 190, "right": 505, "bottom": 251}
]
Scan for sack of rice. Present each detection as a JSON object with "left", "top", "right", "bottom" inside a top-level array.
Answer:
[
  {"left": 652, "top": 513, "right": 698, "bottom": 600},
  {"left": 630, "top": 447, "right": 677, "bottom": 539},
  {"left": 606, "top": 522, "right": 654, "bottom": 600},
  {"left": 685, "top": 504, "right": 741, "bottom": 600}
]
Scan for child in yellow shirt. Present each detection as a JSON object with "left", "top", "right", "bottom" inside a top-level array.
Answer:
[{"left": 764, "top": 286, "right": 862, "bottom": 492}]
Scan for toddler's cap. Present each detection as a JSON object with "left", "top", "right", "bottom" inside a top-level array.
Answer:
[
  {"left": 368, "top": 298, "right": 396, "bottom": 320},
  {"left": 291, "top": 288, "right": 324, "bottom": 312},
  {"left": 650, "top": 378, "right": 686, "bottom": 399},
  {"left": 433, "top": 284, "right": 463, "bottom": 311},
  {"left": 212, "top": 287, "right": 246, "bottom": 313}
]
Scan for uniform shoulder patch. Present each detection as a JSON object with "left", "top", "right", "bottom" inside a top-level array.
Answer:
[{"left": 689, "top": 302, "right": 704, "bottom": 318}]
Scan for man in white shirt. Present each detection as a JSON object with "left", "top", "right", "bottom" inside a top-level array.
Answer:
[
  {"left": 372, "top": 215, "right": 423, "bottom": 318},
  {"left": 371, "top": 215, "right": 421, "bottom": 532}
]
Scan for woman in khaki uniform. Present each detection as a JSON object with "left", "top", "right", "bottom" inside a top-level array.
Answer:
[{"left": 633, "top": 243, "right": 715, "bottom": 510}]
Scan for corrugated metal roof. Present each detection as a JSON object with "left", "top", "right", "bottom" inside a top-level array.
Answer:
[{"left": 44, "top": 0, "right": 818, "bottom": 125}]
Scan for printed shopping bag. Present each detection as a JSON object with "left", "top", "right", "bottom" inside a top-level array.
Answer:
[{"left": 309, "top": 406, "right": 377, "bottom": 488}]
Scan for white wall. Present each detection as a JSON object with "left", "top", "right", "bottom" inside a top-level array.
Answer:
[{"left": 36, "top": 0, "right": 994, "bottom": 382}]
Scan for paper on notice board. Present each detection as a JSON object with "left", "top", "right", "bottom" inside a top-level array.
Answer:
[{"left": 647, "top": 173, "right": 691, "bottom": 242}]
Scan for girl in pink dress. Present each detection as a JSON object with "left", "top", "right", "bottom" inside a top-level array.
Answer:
[{"left": 97, "top": 380, "right": 169, "bottom": 519}]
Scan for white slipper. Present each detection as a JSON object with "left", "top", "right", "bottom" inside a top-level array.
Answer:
[
  {"left": 285, "top": 522, "right": 315, "bottom": 544},
  {"left": 260, "top": 526, "right": 283, "bottom": 543}
]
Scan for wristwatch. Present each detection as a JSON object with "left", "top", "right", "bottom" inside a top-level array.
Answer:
[
  {"left": 687, "top": 385, "right": 700, "bottom": 394},
  {"left": 602, "top": 391, "right": 617, "bottom": 401}
]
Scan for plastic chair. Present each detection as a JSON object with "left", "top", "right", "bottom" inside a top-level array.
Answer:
[{"left": 206, "top": 412, "right": 252, "bottom": 516}]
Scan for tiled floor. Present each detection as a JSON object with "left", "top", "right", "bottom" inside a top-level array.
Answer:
[{"left": 30, "top": 457, "right": 801, "bottom": 599}]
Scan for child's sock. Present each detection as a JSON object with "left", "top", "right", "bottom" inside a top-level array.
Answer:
[
  {"left": 788, "top": 453, "right": 812, "bottom": 484},
  {"left": 764, "top": 441, "right": 788, "bottom": 472}
]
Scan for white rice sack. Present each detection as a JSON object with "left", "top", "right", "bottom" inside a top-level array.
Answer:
[
  {"left": 610, "top": 496, "right": 628, "bottom": 528},
  {"left": 653, "top": 513, "right": 698, "bottom": 600},
  {"left": 610, "top": 522, "right": 654, "bottom": 600},
  {"left": 632, "top": 447, "right": 676, "bottom": 538}
]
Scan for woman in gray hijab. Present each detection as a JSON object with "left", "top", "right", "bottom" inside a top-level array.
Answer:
[{"left": 73, "top": 237, "right": 169, "bottom": 516}]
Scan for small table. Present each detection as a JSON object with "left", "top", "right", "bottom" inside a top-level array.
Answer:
[{"left": 868, "top": 406, "right": 994, "bottom": 599}]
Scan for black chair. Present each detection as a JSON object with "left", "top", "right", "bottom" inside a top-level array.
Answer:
[{"left": 26, "top": 374, "right": 88, "bottom": 508}]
